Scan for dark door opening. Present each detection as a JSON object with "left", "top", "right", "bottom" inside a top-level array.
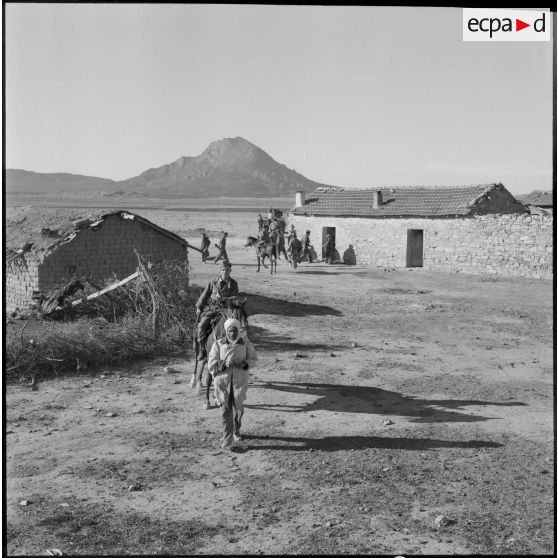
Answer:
[
  {"left": 406, "top": 229, "right": 423, "bottom": 267},
  {"left": 322, "top": 227, "right": 336, "bottom": 261}
]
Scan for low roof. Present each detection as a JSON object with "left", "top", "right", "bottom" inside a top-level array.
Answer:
[
  {"left": 516, "top": 190, "right": 553, "bottom": 207},
  {"left": 291, "top": 183, "right": 519, "bottom": 218},
  {"left": 6, "top": 207, "right": 190, "bottom": 255}
]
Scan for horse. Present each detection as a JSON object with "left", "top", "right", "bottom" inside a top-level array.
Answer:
[
  {"left": 190, "top": 295, "right": 249, "bottom": 410},
  {"left": 244, "top": 236, "right": 277, "bottom": 274}
]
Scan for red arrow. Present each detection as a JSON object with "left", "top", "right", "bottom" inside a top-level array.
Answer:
[{"left": 516, "top": 19, "right": 530, "bottom": 31}]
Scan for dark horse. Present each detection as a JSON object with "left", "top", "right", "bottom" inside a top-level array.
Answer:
[
  {"left": 244, "top": 236, "right": 277, "bottom": 274},
  {"left": 190, "top": 295, "right": 249, "bottom": 410}
]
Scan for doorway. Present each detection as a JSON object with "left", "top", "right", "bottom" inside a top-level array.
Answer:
[
  {"left": 406, "top": 229, "right": 423, "bottom": 267},
  {"left": 322, "top": 227, "right": 336, "bottom": 261}
]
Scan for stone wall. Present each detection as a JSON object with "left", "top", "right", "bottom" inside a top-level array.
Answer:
[
  {"left": 6, "top": 258, "right": 41, "bottom": 311},
  {"left": 287, "top": 213, "right": 553, "bottom": 279},
  {"left": 5, "top": 214, "right": 189, "bottom": 311}
]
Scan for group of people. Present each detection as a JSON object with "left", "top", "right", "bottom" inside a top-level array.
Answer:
[
  {"left": 256, "top": 215, "right": 289, "bottom": 260},
  {"left": 199, "top": 231, "right": 229, "bottom": 264},
  {"left": 285, "top": 226, "right": 316, "bottom": 264},
  {"left": 255, "top": 216, "right": 317, "bottom": 264},
  {"left": 200, "top": 222, "right": 335, "bottom": 268},
  {"left": 195, "top": 260, "right": 257, "bottom": 450},
  {"left": 194, "top": 215, "right": 338, "bottom": 450}
]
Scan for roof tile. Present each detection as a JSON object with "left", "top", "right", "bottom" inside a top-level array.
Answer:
[{"left": 292, "top": 183, "right": 510, "bottom": 217}]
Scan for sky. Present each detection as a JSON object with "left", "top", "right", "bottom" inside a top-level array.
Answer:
[{"left": 5, "top": 4, "right": 554, "bottom": 195}]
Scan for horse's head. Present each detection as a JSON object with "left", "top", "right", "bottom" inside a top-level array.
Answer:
[
  {"left": 245, "top": 236, "right": 258, "bottom": 247},
  {"left": 224, "top": 295, "right": 247, "bottom": 309},
  {"left": 222, "top": 295, "right": 248, "bottom": 326}
]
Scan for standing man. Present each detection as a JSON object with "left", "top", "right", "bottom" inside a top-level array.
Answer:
[
  {"left": 287, "top": 230, "right": 302, "bottom": 263},
  {"left": 301, "top": 230, "right": 313, "bottom": 263},
  {"left": 277, "top": 230, "right": 289, "bottom": 260},
  {"left": 208, "top": 318, "right": 257, "bottom": 449},
  {"left": 323, "top": 233, "right": 335, "bottom": 264},
  {"left": 200, "top": 232, "right": 211, "bottom": 263},
  {"left": 214, "top": 231, "right": 229, "bottom": 264},
  {"left": 287, "top": 224, "right": 296, "bottom": 243},
  {"left": 196, "top": 260, "right": 239, "bottom": 360}
]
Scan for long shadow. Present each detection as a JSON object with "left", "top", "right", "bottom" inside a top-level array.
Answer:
[
  {"left": 290, "top": 270, "right": 343, "bottom": 275},
  {"left": 240, "top": 433, "right": 503, "bottom": 452},
  {"left": 246, "top": 381, "right": 527, "bottom": 424},
  {"left": 245, "top": 294, "right": 341, "bottom": 317},
  {"left": 247, "top": 325, "right": 347, "bottom": 352}
]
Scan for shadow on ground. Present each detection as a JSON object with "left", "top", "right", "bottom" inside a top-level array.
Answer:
[
  {"left": 247, "top": 325, "right": 346, "bottom": 352},
  {"left": 240, "top": 433, "right": 503, "bottom": 452},
  {"left": 246, "top": 381, "right": 527, "bottom": 424},
  {"left": 288, "top": 270, "right": 344, "bottom": 275},
  {"left": 245, "top": 294, "right": 341, "bottom": 317}
]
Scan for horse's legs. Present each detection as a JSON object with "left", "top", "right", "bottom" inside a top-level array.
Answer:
[
  {"left": 191, "top": 358, "right": 198, "bottom": 389},
  {"left": 191, "top": 338, "right": 201, "bottom": 389},
  {"left": 204, "top": 371, "right": 213, "bottom": 410},
  {"left": 256, "top": 255, "right": 261, "bottom": 272},
  {"left": 195, "top": 360, "right": 206, "bottom": 394}
]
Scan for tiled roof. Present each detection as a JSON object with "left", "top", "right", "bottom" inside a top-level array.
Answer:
[
  {"left": 516, "top": 190, "right": 553, "bottom": 207},
  {"left": 291, "top": 183, "right": 510, "bottom": 217}
]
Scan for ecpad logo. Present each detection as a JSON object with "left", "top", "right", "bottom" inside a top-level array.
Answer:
[{"left": 463, "top": 9, "right": 550, "bottom": 42}]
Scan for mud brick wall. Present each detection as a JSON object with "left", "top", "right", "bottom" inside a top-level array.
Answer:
[
  {"left": 6, "top": 259, "right": 41, "bottom": 311},
  {"left": 6, "top": 215, "right": 189, "bottom": 311},
  {"left": 287, "top": 213, "right": 552, "bottom": 279},
  {"left": 36, "top": 215, "right": 189, "bottom": 293}
]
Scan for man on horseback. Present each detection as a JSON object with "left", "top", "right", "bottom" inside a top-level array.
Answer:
[
  {"left": 269, "top": 217, "right": 280, "bottom": 236},
  {"left": 195, "top": 260, "right": 239, "bottom": 361},
  {"left": 257, "top": 214, "right": 264, "bottom": 232},
  {"left": 258, "top": 224, "right": 270, "bottom": 249}
]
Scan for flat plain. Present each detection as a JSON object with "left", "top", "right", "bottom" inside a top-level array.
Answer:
[{"left": 5, "top": 203, "right": 554, "bottom": 555}]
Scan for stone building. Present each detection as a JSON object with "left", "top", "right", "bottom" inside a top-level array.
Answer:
[
  {"left": 287, "top": 183, "right": 553, "bottom": 279},
  {"left": 516, "top": 190, "right": 553, "bottom": 215},
  {"left": 6, "top": 208, "right": 190, "bottom": 311}
]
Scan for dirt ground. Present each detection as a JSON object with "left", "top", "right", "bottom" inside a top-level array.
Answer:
[{"left": 5, "top": 210, "right": 555, "bottom": 555}]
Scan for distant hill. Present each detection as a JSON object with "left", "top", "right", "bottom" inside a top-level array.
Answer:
[
  {"left": 5, "top": 169, "right": 116, "bottom": 194},
  {"left": 6, "top": 137, "right": 333, "bottom": 198}
]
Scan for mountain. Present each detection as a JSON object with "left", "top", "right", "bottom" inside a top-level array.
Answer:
[
  {"left": 6, "top": 137, "right": 333, "bottom": 198},
  {"left": 5, "top": 169, "right": 116, "bottom": 194}
]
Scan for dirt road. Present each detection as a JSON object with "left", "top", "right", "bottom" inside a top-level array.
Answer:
[{"left": 6, "top": 230, "right": 554, "bottom": 555}]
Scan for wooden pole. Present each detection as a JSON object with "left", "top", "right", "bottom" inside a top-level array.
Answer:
[{"left": 70, "top": 271, "right": 139, "bottom": 307}]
